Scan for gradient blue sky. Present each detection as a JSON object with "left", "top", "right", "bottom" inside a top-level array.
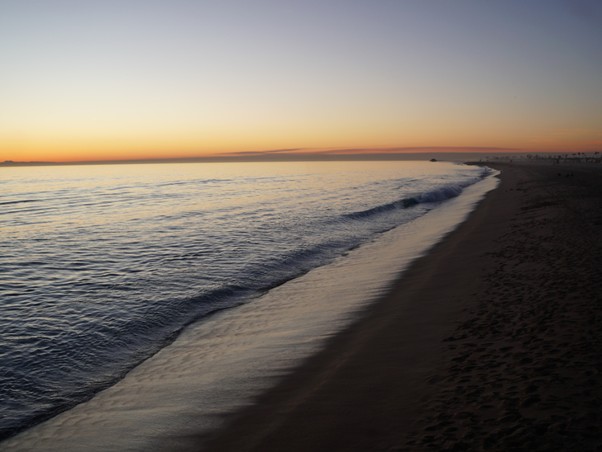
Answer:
[{"left": 1, "top": 0, "right": 601, "bottom": 161}]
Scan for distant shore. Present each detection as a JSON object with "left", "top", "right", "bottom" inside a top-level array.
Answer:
[
  {"left": 0, "top": 152, "right": 480, "bottom": 167},
  {"left": 202, "top": 161, "right": 602, "bottom": 451},
  {"left": 3, "top": 150, "right": 601, "bottom": 168}
]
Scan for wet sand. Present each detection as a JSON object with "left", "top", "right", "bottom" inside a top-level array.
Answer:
[{"left": 202, "top": 162, "right": 602, "bottom": 451}]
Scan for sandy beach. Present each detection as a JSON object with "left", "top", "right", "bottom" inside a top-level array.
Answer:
[{"left": 202, "top": 162, "right": 602, "bottom": 451}]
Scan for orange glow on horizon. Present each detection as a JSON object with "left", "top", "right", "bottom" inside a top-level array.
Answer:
[
  {"left": 5, "top": 141, "right": 602, "bottom": 163},
  {"left": 3, "top": 114, "right": 601, "bottom": 162},
  {"left": 3, "top": 102, "right": 600, "bottom": 162},
  {"left": 2, "top": 2, "right": 600, "bottom": 164}
]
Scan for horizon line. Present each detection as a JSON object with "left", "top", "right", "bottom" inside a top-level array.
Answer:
[{"left": 3, "top": 147, "right": 596, "bottom": 168}]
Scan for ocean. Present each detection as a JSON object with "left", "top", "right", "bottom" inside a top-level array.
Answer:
[{"left": 1, "top": 160, "right": 496, "bottom": 449}]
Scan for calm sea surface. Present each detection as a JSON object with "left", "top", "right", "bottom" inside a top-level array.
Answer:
[{"left": 0, "top": 160, "right": 490, "bottom": 438}]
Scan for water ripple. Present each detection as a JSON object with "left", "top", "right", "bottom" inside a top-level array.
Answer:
[{"left": 0, "top": 161, "right": 490, "bottom": 439}]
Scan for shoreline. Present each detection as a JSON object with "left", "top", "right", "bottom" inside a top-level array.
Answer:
[
  {"left": 2, "top": 164, "right": 495, "bottom": 451},
  {"left": 202, "top": 162, "right": 602, "bottom": 451}
]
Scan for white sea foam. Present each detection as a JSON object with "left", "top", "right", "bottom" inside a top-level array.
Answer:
[{"left": 3, "top": 169, "right": 499, "bottom": 451}]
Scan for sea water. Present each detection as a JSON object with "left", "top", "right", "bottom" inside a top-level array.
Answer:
[{"left": 0, "top": 160, "right": 494, "bottom": 447}]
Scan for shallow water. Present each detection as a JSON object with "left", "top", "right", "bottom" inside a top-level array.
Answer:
[{"left": 0, "top": 160, "right": 491, "bottom": 441}]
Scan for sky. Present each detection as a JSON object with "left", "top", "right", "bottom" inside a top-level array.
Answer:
[{"left": 1, "top": 0, "right": 601, "bottom": 162}]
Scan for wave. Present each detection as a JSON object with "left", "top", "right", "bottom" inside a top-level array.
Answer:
[
  {"left": 0, "top": 199, "right": 38, "bottom": 206},
  {"left": 157, "top": 178, "right": 232, "bottom": 188},
  {"left": 0, "top": 162, "right": 493, "bottom": 441},
  {"left": 344, "top": 174, "right": 487, "bottom": 222}
]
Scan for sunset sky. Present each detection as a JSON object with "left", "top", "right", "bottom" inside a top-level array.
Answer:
[{"left": 1, "top": 0, "right": 601, "bottom": 162}]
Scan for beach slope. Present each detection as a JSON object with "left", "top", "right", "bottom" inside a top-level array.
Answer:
[{"left": 202, "top": 162, "right": 602, "bottom": 451}]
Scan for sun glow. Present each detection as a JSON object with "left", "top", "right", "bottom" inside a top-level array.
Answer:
[{"left": 1, "top": 1, "right": 600, "bottom": 162}]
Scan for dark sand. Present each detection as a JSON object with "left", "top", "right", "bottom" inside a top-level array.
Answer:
[{"left": 201, "top": 162, "right": 602, "bottom": 451}]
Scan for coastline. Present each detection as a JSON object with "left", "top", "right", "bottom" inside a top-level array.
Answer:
[{"left": 202, "top": 162, "right": 602, "bottom": 451}]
